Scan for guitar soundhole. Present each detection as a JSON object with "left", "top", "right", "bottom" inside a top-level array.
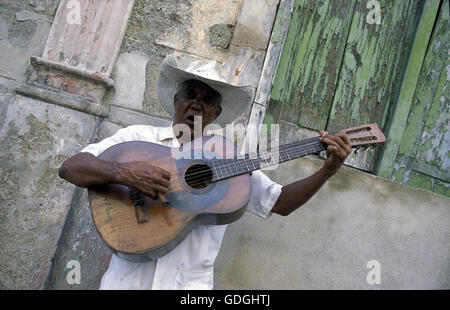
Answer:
[{"left": 185, "top": 164, "right": 213, "bottom": 189}]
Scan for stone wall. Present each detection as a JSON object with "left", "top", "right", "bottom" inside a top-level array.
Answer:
[
  {"left": 1, "top": 0, "right": 448, "bottom": 291},
  {"left": 0, "top": 0, "right": 282, "bottom": 289},
  {"left": 215, "top": 156, "right": 450, "bottom": 289}
]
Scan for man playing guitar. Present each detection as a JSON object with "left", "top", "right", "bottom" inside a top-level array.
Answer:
[{"left": 59, "top": 55, "right": 351, "bottom": 289}]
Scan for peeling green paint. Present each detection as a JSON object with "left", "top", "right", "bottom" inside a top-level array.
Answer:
[
  {"left": 377, "top": 0, "right": 441, "bottom": 178},
  {"left": 328, "top": 0, "right": 425, "bottom": 135},
  {"left": 268, "top": 0, "right": 447, "bottom": 196},
  {"left": 394, "top": 167, "right": 405, "bottom": 184},
  {"left": 386, "top": 0, "right": 449, "bottom": 196},
  {"left": 406, "top": 171, "right": 433, "bottom": 191},
  {"left": 434, "top": 180, "right": 450, "bottom": 197},
  {"left": 269, "top": 0, "right": 357, "bottom": 130}
]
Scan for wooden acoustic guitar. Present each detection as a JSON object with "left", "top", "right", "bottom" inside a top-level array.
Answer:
[{"left": 88, "top": 123, "right": 386, "bottom": 262}]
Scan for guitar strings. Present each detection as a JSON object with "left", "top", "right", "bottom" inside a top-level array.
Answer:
[
  {"left": 183, "top": 142, "right": 324, "bottom": 189},
  {"left": 182, "top": 136, "right": 322, "bottom": 178},
  {"left": 182, "top": 138, "right": 325, "bottom": 187},
  {"left": 183, "top": 137, "right": 322, "bottom": 181},
  {"left": 183, "top": 138, "right": 323, "bottom": 184}
]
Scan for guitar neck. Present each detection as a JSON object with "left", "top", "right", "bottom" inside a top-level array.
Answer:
[{"left": 211, "top": 136, "right": 325, "bottom": 181}]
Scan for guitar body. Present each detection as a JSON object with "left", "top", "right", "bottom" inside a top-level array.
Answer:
[{"left": 87, "top": 135, "right": 251, "bottom": 262}]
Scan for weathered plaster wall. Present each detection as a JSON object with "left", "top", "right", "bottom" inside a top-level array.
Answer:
[
  {"left": 1, "top": 0, "right": 448, "bottom": 291},
  {"left": 42, "top": 0, "right": 282, "bottom": 290},
  {"left": 0, "top": 0, "right": 57, "bottom": 89},
  {"left": 0, "top": 0, "right": 62, "bottom": 290},
  {"left": 215, "top": 156, "right": 450, "bottom": 289},
  {"left": 113, "top": 0, "right": 279, "bottom": 122},
  {"left": 0, "top": 95, "right": 98, "bottom": 289}
]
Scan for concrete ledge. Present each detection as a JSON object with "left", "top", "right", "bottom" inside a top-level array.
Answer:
[
  {"left": 214, "top": 156, "right": 450, "bottom": 289},
  {"left": 108, "top": 105, "right": 172, "bottom": 128},
  {"left": 31, "top": 57, "right": 115, "bottom": 88},
  {"left": 15, "top": 82, "right": 108, "bottom": 117}
]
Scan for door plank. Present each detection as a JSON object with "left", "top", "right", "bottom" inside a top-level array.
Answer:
[{"left": 268, "top": 0, "right": 357, "bottom": 130}]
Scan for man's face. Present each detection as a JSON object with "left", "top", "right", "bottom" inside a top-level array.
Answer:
[{"left": 173, "top": 79, "right": 222, "bottom": 138}]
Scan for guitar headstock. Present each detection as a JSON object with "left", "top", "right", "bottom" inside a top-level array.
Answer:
[{"left": 343, "top": 123, "right": 386, "bottom": 149}]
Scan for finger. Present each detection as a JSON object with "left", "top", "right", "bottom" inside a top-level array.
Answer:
[
  {"left": 319, "top": 130, "right": 328, "bottom": 137},
  {"left": 154, "top": 167, "right": 171, "bottom": 180},
  {"left": 161, "top": 171, "right": 171, "bottom": 180},
  {"left": 326, "top": 145, "right": 338, "bottom": 158},
  {"left": 149, "top": 174, "right": 171, "bottom": 188},
  {"left": 151, "top": 183, "right": 169, "bottom": 194},
  {"left": 336, "top": 133, "right": 351, "bottom": 154},
  {"left": 327, "top": 142, "right": 347, "bottom": 159},
  {"left": 327, "top": 134, "right": 346, "bottom": 149},
  {"left": 321, "top": 137, "right": 340, "bottom": 150},
  {"left": 146, "top": 190, "right": 157, "bottom": 199},
  {"left": 338, "top": 131, "right": 351, "bottom": 146},
  {"left": 325, "top": 135, "right": 351, "bottom": 155},
  {"left": 156, "top": 177, "right": 171, "bottom": 188},
  {"left": 337, "top": 148, "right": 348, "bottom": 160}
]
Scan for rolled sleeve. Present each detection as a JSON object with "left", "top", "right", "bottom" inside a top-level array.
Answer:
[
  {"left": 245, "top": 170, "right": 282, "bottom": 220},
  {"left": 80, "top": 126, "right": 139, "bottom": 157}
]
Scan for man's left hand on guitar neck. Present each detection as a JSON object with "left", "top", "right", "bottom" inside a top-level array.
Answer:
[
  {"left": 319, "top": 130, "right": 352, "bottom": 176},
  {"left": 271, "top": 130, "right": 351, "bottom": 216}
]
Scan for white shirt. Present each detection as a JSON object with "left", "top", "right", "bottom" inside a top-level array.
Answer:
[{"left": 81, "top": 125, "right": 282, "bottom": 290}]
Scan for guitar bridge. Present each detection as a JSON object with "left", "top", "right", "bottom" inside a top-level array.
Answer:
[{"left": 128, "top": 188, "right": 150, "bottom": 224}]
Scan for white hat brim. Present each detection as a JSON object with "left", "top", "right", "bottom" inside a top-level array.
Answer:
[{"left": 157, "top": 55, "right": 255, "bottom": 125}]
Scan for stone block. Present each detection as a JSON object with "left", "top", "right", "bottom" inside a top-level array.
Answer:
[
  {"left": 0, "top": 10, "right": 52, "bottom": 83},
  {"left": 110, "top": 53, "right": 149, "bottom": 111},
  {"left": 108, "top": 105, "right": 172, "bottom": 128},
  {"left": 45, "top": 189, "right": 111, "bottom": 290},
  {"left": 231, "top": 0, "right": 280, "bottom": 50},
  {"left": 154, "top": 0, "right": 242, "bottom": 62},
  {"left": 0, "top": 95, "right": 98, "bottom": 289},
  {"left": 223, "top": 46, "right": 266, "bottom": 87}
]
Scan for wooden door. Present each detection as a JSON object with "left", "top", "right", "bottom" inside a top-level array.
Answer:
[{"left": 265, "top": 0, "right": 426, "bottom": 172}]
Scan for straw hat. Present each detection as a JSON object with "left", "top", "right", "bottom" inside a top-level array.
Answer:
[{"left": 157, "top": 54, "right": 254, "bottom": 125}]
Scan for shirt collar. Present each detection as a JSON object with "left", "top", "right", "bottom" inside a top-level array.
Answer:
[{"left": 156, "top": 123, "right": 176, "bottom": 141}]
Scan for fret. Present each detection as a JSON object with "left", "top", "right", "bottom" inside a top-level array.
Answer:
[
  {"left": 232, "top": 160, "right": 239, "bottom": 175},
  {"left": 211, "top": 137, "right": 325, "bottom": 181},
  {"left": 281, "top": 147, "right": 290, "bottom": 162},
  {"left": 237, "top": 158, "right": 246, "bottom": 174},
  {"left": 259, "top": 151, "right": 269, "bottom": 168},
  {"left": 250, "top": 158, "right": 256, "bottom": 170},
  {"left": 224, "top": 159, "right": 231, "bottom": 177},
  {"left": 229, "top": 159, "right": 236, "bottom": 177},
  {"left": 256, "top": 159, "right": 262, "bottom": 170},
  {"left": 278, "top": 152, "right": 284, "bottom": 163},
  {"left": 311, "top": 141, "right": 319, "bottom": 154},
  {"left": 285, "top": 146, "right": 292, "bottom": 160},
  {"left": 245, "top": 155, "right": 253, "bottom": 172},
  {"left": 224, "top": 159, "right": 232, "bottom": 177},
  {"left": 212, "top": 160, "right": 220, "bottom": 180},
  {"left": 281, "top": 144, "right": 291, "bottom": 160},
  {"left": 288, "top": 143, "right": 297, "bottom": 159},
  {"left": 293, "top": 143, "right": 306, "bottom": 158},
  {"left": 219, "top": 159, "right": 226, "bottom": 179}
]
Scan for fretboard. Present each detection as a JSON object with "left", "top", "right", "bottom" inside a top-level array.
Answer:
[{"left": 211, "top": 136, "right": 325, "bottom": 181}]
